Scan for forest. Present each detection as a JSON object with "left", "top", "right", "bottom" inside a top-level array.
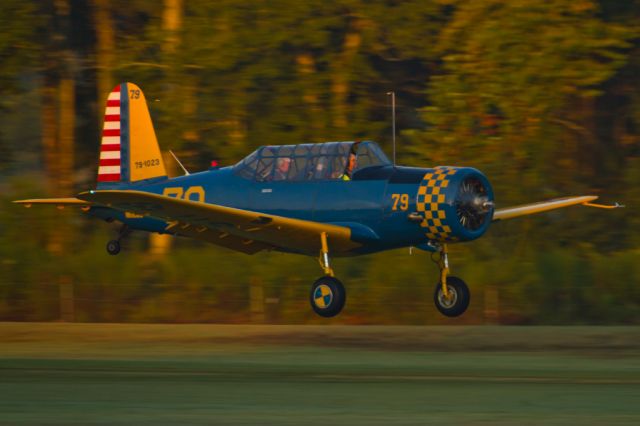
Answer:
[{"left": 0, "top": 0, "right": 638, "bottom": 324}]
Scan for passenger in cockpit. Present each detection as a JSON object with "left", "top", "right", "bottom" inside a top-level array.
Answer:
[{"left": 274, "top": 157, "right": 291, "bottom": 181}]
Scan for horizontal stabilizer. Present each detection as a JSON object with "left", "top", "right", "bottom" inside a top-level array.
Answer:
[
  {"left": 13, "top": 198, "right": 90, "bottom": 209},
  {"left": 493, "top": 195, "right": 598, "bottom": 221}
]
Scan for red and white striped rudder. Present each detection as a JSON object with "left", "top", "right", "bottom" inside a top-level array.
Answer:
[{"left": 98, "top": 86, "right": 122, "bottom": 182}]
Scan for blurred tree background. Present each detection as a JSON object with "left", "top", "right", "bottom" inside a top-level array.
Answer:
[{"left": 0, "top": 0, "right": 638, "bottom": 324}]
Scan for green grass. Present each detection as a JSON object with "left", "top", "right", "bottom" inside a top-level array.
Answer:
[{"left": 1, "top": 324, "right": 640, "bottom": 425}]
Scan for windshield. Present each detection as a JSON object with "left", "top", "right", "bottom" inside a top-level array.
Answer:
[{"left": 233, "top": 141, "right": 390, "bottom": 182}]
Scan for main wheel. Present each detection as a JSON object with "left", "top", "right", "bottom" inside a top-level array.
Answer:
[
  {"left": 106, "top": 240, "right": 121, "bottom": 256},
  {"left": 310, "top": 276, "right": 346, "bottom": 318},
  {"left": 434, "top": 276, "right": 470, "bottom": 317}
]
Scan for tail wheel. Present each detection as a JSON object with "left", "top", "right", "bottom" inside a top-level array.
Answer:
[
  {"left": 434, "top": 276, "right": 470, "bottom": 317},
  {"left": 310, "top": 276, "right": 346, "bottom": 318},
  {"left": 106, "top": 240, "right": 121, "bottom": 256}
]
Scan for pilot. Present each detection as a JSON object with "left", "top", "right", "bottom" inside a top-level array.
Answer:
[
  {"left": 341, "top": 142, "right": 359, "bottom": 181},
  {"left": 274, "top": 157, "right": 291, "bottom": 181}
]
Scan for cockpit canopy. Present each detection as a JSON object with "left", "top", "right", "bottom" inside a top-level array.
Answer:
[{"left": 233, "top": 141, "right": 391, "bottom": 182}]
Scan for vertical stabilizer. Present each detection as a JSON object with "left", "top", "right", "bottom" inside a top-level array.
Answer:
[{"left": 97, "top": 82, "right": 167, "bottom": 187}]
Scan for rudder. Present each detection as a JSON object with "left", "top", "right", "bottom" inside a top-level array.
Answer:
[{"left": 97, "top": 82, "right": 167, "bottom": 187}]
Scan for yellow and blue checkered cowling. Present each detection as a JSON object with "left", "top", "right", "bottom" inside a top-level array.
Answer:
[{"left": 415, "top": 166, "right": 494, "bottom": 243}]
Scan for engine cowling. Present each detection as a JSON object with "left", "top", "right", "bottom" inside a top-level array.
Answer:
[{"left": 415, "top": 166, "right": 494, "bottom": 243}]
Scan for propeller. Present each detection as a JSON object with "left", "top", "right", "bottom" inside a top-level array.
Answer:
[{"left": 455, "top": 177, "right": 493, "bottom": 231}]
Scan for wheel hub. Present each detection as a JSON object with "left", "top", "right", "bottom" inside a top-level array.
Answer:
[
  {"left": 313, "top": 284, "right": 333, "bottom": 309},
  {"left": 437, "top": 286, "right": 458, "bottom": 308}
]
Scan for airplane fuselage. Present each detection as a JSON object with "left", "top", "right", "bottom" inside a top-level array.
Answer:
[{"left": 88, "top": 163, "right": 493, "bottom": 256}]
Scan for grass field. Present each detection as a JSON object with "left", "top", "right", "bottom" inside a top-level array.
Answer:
[{"left": 1, "top": 324, "right": 640, "bottom": 425}]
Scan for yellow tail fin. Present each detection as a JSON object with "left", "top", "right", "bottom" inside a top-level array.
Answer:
[{"left": 98, "top": 82, "right": 167, "bottom": 186}]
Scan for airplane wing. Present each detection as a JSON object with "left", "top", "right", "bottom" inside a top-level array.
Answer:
[
  {"left": 76, "top": 190, "right": 360, "bottom": 255},
  {"left": 492, "top": 195, "right": 621, "bottom": 221}
]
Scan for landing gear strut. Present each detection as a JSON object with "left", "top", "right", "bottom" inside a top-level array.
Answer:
[
  {"left": 310, "top": 232, "right": 346, "bottom": 317},
  {"left": 106, "top": 225, "right": 131, "bottom": 256},
  {"left": 432, "top": 244, "right": 470, "bottom": 317}
]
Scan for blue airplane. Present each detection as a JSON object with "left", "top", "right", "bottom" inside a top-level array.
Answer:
[{"left": 15, "top": 83, "right": 622, "bottom": 318}]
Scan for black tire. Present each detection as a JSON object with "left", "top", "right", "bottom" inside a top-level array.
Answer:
[
  {"left": 434, "top": 276, "right": 470, "bottom": 317},
  {"left": 106, "top": 240, "right": 121, "bottom": 256},
  {"left": 310, "top": 276, "right": 346, "bottom": 318}
]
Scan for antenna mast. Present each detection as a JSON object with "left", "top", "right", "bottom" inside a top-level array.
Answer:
[
  {"left": 169, "top": 150, "right": 190, "bottom": 176},
  {"left": 387, "top": 91, "right": 396, "bottom": 165}
]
